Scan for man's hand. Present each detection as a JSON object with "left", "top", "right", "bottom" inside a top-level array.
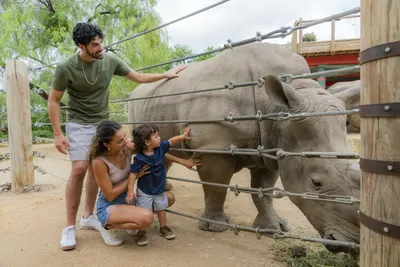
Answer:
[
  {"left": 55, "top": 134, "right": 69, "bottom": 155},
  {"left": 164, "top": 65, "right": 187, "bottom": 79}
]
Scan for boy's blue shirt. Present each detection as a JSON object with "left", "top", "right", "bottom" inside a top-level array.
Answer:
[{"left": 130, "top": 140, "right": 170, "bottom": 195}]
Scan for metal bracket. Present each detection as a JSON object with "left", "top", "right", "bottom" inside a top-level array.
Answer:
[
  {"left": 359, "top": 210, "right": 400, "bottom": 239},
  {"left": 360, "top": 103, "right": 400, "bottom": 118},
  {"left": 359, "top": 41, "right": 400, "bottom": 65},
  {"left": 360, "top": 158, "right": 400, "bottom": 176}
]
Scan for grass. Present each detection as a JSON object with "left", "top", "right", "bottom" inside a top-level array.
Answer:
[{"left": 274, "top": 240, "right": 359, "bottom": 267}]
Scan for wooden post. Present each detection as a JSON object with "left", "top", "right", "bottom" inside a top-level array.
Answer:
[
  {"left": 360, "top": 0, "right": 400, "bottom": 266},
  {"left": 5, "top": 60, "right": 34, "bottom": 192},
  {"left": 290, "top": 20, "right": 298, "bottom": 53},
  {"left": 298, "top": 18, "right": 303, "bottom": 55},
  {"left": 330, "top": 19, "right": 335, "bottom": 55}
]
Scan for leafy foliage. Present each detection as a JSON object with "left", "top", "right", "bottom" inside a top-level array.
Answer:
[
  {"left": 0, "top": 0, "right": 220, "bottom": 140},
  {"left": 303, "top": 32, "right": 317, "bottom": 42}
]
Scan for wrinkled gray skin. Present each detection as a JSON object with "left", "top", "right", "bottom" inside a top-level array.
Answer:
[
  {"left": 327, "top": 80, "right": 361, "bottom": 133},
  {"left": 128, "top": 43, "right": 361, "bottom": 253}
]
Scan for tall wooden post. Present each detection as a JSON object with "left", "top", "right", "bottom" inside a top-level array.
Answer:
[
  {"left": 5, "top": 60, "right": 34, "bottom": 191},
  {"left": 360, "top": 0, "right": 400, "bottom": 266}
]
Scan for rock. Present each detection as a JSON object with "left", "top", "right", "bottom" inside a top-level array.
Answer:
[{"left": 290, "top": 246, "right": 307, "bottom": 258}]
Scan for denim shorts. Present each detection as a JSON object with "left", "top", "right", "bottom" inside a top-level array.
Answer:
[
  {"left": 136, "top": 188, "right": 168, "bottom": 212},
  {"left": 96, "top": 191, "right": 127, "bottom": 228}
]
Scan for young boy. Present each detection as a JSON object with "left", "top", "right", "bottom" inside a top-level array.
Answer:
[{"left": 126, "top": 124, "right": 191, "bottom": 246}]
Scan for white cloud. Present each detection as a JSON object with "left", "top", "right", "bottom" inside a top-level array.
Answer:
[{"left": 154, "top": 0, "right": 360, "bottom": 53}]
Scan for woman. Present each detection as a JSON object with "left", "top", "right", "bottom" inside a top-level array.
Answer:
[{"left": 88, "top": 120, "right": 200, "bottom": 246}]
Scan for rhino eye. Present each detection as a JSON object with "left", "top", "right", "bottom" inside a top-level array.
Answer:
[{"left": 311, "top": 179, "right": 322, "bottom": 189}]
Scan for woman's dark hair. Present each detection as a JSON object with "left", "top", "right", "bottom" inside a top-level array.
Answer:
[
  {"left": 72, "top": 22, "right": 104, "bottom": 47},
  {"left": 87, "top": 120, "right": 121, "bottom": 162},
  {"left": 132, "top": 124, "right": 159, "bottom": 153}
]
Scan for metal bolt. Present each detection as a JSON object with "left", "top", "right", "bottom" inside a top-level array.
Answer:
[
  {"left": 384, "top": 47, "right": 391, "bottom": 53},
  {"left": 388, "top": 165, "right": 394, "bottom": 171},
  {"left": 383, "top": 227, "right": 389, "bottom": 233},
  {"left": 384, "top": 105, "right": 390, "bottom": 111}
]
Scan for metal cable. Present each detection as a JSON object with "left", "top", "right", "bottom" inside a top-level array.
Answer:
[
  {"left": 0, "top": 153, "right": 10, "bottom": 161},
  {"left": 33, "top": 151, "right": 71, "bottom": 162},
  {"left": 165, "top": 209, "right": 360, "bottom": 248},
  {"left": 0, "top": 167, "right": 10, "bottom": 173},
  {"left": 166, "top": 176, "right": 360, "bottom": 205},
  {"left": 110, "top": 80, "right": 261, "bottom": 103},
  {"left": 30, "top": 0, "right": 231, "bottom": 71},
  {"left": 135, "top": 7, "right": 360, "bottom": 71},
  {"left": 119, "top": 109, "right": 360, "bottom": 125},
  {"left": 34, "top": 165, "right": 68, "bottom": 182},
  {"left": 105, "top": 0, "right": 231, "bottom": 49},
  {"left": 279, "top": 66, "right": 361, "bottom": 83}
]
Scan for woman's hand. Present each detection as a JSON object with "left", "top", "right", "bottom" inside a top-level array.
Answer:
[{"left": 137, "top": 165, "right": 151, "bottom": 179}]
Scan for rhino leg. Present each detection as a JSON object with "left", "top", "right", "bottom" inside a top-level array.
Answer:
[
  {"left": 250, "top": 168, "right": 291, "bottom": 232},
  {"left": 197, "top": 155, "right": 236, "bottom": 232}
]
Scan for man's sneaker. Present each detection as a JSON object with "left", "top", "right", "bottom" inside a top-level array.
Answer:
[
  {"left": 98, "top": 227, "right": 124, "bottom": 247},
  {"left": 160, "top": 226, "right": 175, "bottom": 240},
  {"left": 136, "top": 230, "right": 148, "bottom": 246},
  {"left": 126, "top": 229, "right": 138, "bottom": 236},
  {"left": 60, "top": 225, "right": 76, "bottom": 251},
  {"left": 80, "top": 215, "right": 101, "bottom": 231}
]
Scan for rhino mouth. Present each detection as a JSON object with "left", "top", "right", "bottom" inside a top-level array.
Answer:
[{"left": 323, "top": 231, "right": 360, "bottom": 254}]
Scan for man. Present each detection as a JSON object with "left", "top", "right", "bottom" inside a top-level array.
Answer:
[{"left": 49, "top": 22, "right": 186, "bottom": 251}]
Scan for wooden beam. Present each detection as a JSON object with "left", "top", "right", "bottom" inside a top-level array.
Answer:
[
  {"left": 360, "top": 0, "right": 400, "bottom": 266},
  {"left": 5, "top": 60, "right": 34, "bottom": 192}
]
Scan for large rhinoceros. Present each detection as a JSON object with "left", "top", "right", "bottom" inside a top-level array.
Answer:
[
  {"left": 128, "top": 43, "right": 360, "bottom": 253},
  {"left": 327, "top": 80, "right": 361, "bottom": 133}
]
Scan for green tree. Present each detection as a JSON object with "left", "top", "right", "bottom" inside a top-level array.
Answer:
[
  {"left": 194, "top": 46, "right": 221, "bottom": 62},
  {"left": 303, "top": 32, "right": 317, "bottom": 42},
  {"left": 0, "top": 0, "right": 171, "bottom": 137}
]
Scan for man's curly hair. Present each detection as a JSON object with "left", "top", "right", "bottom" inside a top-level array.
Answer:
[
  {"left": 133, "top": 124, "right": 159, "bottom": 153},
  {"left": 72, "top": 22, "right": 104, "bottom": 46}
]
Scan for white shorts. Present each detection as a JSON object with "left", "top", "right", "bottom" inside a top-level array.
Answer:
[
  {"left": 136, "top": 188, "right": 168, "bottom": 212},
  {"left": 66, "top": 122, "right": 97, "bottom": 161}
]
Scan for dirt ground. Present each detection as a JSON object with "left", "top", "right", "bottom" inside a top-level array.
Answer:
[{"left": 0, "top": 143, "right": 345, "bottom": 267}]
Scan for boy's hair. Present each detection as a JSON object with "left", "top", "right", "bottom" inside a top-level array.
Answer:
[
  {"left": 133, "top": 124, "right": 159, "bottom": 153},
  {"left": 72, "top": 22, "right": 104, "bottom": 47}
]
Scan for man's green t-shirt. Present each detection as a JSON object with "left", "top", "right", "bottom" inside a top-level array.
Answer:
[{"left": 51, "top": 53, "right": 131, "bottom": 124}]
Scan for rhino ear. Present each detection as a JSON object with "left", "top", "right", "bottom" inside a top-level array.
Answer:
[
  {"left": 334, "top": 86, "right": 360, "bottom": 108},
  {"left": 263, "top": 75, "right": 305, "bottom": 108}
]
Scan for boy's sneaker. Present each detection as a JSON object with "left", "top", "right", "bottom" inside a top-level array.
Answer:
[
  {"left": 126, "top": 229, "right": 139, "bottom": 236},
  {"left": 160, "top": 226, "right": 175, "bottom": 240},
  {"left": 98, "top": 227, "right": 124, "bottom": 247},
  {"left": 60, "top": 225, "right": 76, "bottom": 251},
  {"left": 136, "top": 230, "right": 148, "bottom": 246},
  {"left": 80, "top": 215, "right": 101, "bottom": 231}
]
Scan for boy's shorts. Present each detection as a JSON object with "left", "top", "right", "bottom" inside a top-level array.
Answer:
[{"left": 136, "top": 188, "right": 168, "bottom": 211}]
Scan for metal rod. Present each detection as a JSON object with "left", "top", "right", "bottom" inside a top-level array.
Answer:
[{"left": 110, "top": 81, "right": 259, "bottom": 104}]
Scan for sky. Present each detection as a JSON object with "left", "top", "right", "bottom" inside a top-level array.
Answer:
[{"left": 154, "top": 0, "right": 361, "bottom": 53}]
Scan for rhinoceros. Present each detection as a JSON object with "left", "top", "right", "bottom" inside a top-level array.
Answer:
[
  {"left": 327, "top": 80, "right": 361, "bottom": 133},
  {"left": 128, "top": 43, "right": 360, "bottom": 253}
]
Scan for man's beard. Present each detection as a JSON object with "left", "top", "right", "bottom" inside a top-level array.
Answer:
[{"left": 86, "top": 48, "right": 104, "bottom": 59}]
